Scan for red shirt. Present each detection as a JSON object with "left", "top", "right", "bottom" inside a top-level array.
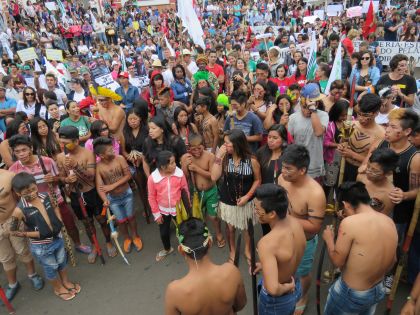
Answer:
[
  {"left": 288, "top": 74, "right": 307, "bottom": 88},
  {"left": 270, "top": 77, "right": 290, "bottom": 93},
  {"left": 206, "top": 64, "right": 224, "bottom": 79}
]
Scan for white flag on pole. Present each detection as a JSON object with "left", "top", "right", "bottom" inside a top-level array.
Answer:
[
  {"left": 177, "top": 0, "right": 205, "bottom": 49},
  {"left": 164, "top": 36, "right": 175, "bottom": 57},
  {"left": 34, "top": 59, "right": 42, "bottom": 72},
  {"left": 120, "top": 46, "right": 127, "bottom": 71},
  {"left": 324, "top": 42, "right": 342, "bottom": 95}
]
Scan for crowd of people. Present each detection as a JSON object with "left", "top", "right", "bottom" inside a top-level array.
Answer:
[{"left": 0, "top": 0, "right": 419, "bottom": 314}]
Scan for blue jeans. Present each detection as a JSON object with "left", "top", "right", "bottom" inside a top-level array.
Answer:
[
  {"left": 258, "top": 278, "right": 301, "bottom": 315},
  {"left": 30, "top": 237, "right": 67, "bottom": 280},
  {"left": 296, "top": 235, "right": 318, "bottom": 277},
  {"left": 108, "top": 188, "right": 134, "bottom": 223},
  {"left": 324, "top": 276, "right": 386, "bottom": 315}
]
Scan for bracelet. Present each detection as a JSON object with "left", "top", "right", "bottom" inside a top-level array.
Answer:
[{"left": 215, "top": 157, "right": 222, "bottom": 165}]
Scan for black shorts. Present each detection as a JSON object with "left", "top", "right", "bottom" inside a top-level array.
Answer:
[{"left": 70, "top": 188, "right": 103, "bottom": 220}]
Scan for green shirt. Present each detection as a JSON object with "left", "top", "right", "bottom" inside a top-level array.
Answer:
[
  {"left": 248, "top": 59, "right": 257, "bottom": 72},
  {"left": 60, "top": 116, "right": 91, "bottom": 139}
]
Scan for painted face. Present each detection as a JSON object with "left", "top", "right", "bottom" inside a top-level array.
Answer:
[
  {"left": 177, "top": 110, "right": 188, "bottom": 126},
  {"left": 281, "top": 162, "right": 303, "bottom": 182},
  {"left": 13, "top": 144, "right": 32, "bottom": 164},
  {"left": 385, "top": 119, "right": 405, "bottom": 143},
  {"left": 366, "top": 162, "right": 385, "bottom": 182},
  {"left": 189, "top": 144, "right": 204, "bottom": 158},
  {"left": 20, "top": 183, "right": 38, "bottom": 202}
]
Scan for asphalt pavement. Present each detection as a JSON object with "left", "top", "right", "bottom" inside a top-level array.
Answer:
[{"left": 0, "top": 196, "right": 411, "bottom": 315}]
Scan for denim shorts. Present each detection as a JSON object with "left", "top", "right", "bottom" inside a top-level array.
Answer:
[
  {"left": 258, "top": 278, "right": 302, "bottom": 315},
  {"left": 108, "top": 188, "right": 134, "bottom": 223},
  {"left": 30, "top": 237, "right": 67, "bottom": 280},
  {"left": 324, "top": 276, "right": 386, "bottom": 315},
  {"left": 296, "top": 235, "right": 318, "bottom": 277}
]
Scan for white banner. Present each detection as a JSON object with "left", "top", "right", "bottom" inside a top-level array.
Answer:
[
  {"left": 346, "top": 6, "right": 363, "bottom": 18},
  {"left": 354, "top": 41, "right": 420, "bottom": 67},
  {"left": 362, "top": 0, "right": 379, "bottom": 13},
  {"left": 326, "top": 4, "right": 343, "bottom": 16}
]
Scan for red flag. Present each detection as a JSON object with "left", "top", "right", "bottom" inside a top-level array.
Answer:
[
  {"left": 362, "top": 0, "right": 376, "bottom": 39},
  {"left": 246, "top": 26, "right": 252, "bottom": 41}
]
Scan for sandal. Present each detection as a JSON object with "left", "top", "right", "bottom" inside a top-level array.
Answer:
[
  {"left": 54, "top": 290, "right": 76, "bottom": 301},
  {"left": 216, "top": 237, "right": 226, "bottom": 248},
  {"left": 155, "top": 247, "right": 174, "bottom": 262},
  {"left": 88, "top": 250, "right": 97, "bottom": 264},
  {"left": 64, "top": 283, "right": 81, "bottom": 294},
  {"left": 107, "top": 244, "right": 117, "bottom": 257}
]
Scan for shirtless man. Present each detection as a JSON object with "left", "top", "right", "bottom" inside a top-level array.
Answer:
[
  {"left": 338, "top": 94, "right": 385, "bottom": 182},
  {"left": 94, "top": 137, "right": 143, "bottom": 252},
  {"left": 181, "top": 134, "right": 224, "bottom": 247},
  {"left": 97, "top": 95, "right": 125, "bottom": 137},
  {"left": 253, "top": 183, "right": 306, "bottom": 315},
  {"left": 322, "top": 182, "right": 398, "bottom": 315},
  {"left": 56, "top": 126, "right": 116, "bottom": 263},
  {"left": 0, "top": 169, "right": 44, "bottom": 301},
  {"left": 195, "top": 97, "right": 219, "bottom": 153},
  {"left": 165, "top": 218, "right": 246, "bottom": 315},
  {"left": 277, "top": 144, "right": 326, "bottom": 314},
  {"left": 356, "top": 148, "right": 399, "bottom": 216}
]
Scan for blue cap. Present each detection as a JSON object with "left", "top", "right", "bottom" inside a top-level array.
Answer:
[{"left": 301, "top": 83, "right": 323, "bottom": 101}]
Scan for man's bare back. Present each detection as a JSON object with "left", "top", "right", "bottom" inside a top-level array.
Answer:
[
  {"left": 0, "top": 170, "right": 16, "bottom": 223},
  {"left": 336, "top": 211, "right": 397, "bottom": 290},
  {"left": 165, "top": 262, "right": 246, "bottom": 315},
  {"left": 259, "top": 216, "right": 306, "bottom": 286}
]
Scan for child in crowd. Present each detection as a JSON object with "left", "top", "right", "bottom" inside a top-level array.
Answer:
[
  {"left": 10, "top": 172, "right": 80, "bottom": 301},
  {"left": 94, "top": 137, "right": 143, "bottom": 253},
  {"left": 147, "top": 150, "right": 189, "bottom": 262}
]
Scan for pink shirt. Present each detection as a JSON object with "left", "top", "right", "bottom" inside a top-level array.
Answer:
[
  {"left": 147, "top": 167, "right": 189, "bottom": 221},
  {"left": 85, "top": 138, "right": 120, "bottom": 162},
  {"left": 9, "top": 156, "right": 63, "bottom": 204}
]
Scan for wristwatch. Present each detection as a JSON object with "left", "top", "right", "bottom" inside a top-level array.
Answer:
[{"left": 309, "top": 105, "right": 317, "bottom": 113}]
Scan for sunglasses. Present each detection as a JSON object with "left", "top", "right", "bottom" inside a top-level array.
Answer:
[
  {"left": 361, "top": 57, "right": 370, "bottom": 60},
  {"left": 25, "top": 93, "right": 35, "bottom": 96}
]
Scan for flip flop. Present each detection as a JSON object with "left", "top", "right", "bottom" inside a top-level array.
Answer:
[
  {"left": 294, "top": 304, "right": 306, "bottom": 315},
  {"left": 155, "top": 247, "right": 174, "bottom": 262},
  {"left": 54, "top": 290, "right": 76, "bottom": 301},
  {"left": 64, "top": 283, "right": 81, "bottom": 294},
  {"left": 216, "top": 237, "right": 226, "bottom": 248},
  {"left": 88, "top": 250, "right": 97, "bottom": 264}
]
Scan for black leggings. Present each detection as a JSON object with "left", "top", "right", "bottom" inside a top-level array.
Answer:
[{"left": 159, "top": 215, "right": 173, "bottom": 251}]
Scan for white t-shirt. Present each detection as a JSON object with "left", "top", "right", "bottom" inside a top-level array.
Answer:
[
  {"left": 162, "top": 69, "right": 174, "bottom": 87},
  {"left": 375, "top": 106, "right": 399, "bottom": 125},
  {"left": 187, "top": 61, "right": 199, "bottom": 75},
  {"left": 72, "top": 90, "right": 86, "bottom": 103},
  {"left": 16, "top": 101, "right": 47, "bottom": 119}
]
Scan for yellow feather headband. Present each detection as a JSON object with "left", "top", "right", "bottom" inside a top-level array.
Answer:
[{"left": 89, "top": 85, "right": 123, "bottom": 102}]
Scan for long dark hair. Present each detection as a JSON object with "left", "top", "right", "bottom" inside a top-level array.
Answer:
[
  {"left": 224, "top": 128, "right": 252, "bottom": 161},
  {"left": 294, "top": 57, "right": 308, "bottom": 78},
  {"left": 256, "top": 124, "right": 288, "bottom": 170},
  {"left": 254, "top": 80, "right": 271, "bottom": 104},
  {"left": 273, "top": 94, "right": 293, "bottom": 123},
  {"left": 90, "top": 120, "right": 110, "bottom": 139},
  {"left": 22, "top": 86, "right": 37, "bottom": 108},
  {"left": 29, "top": 117, "right": 61, "bottom": 157},
  {"left": 5, "top": 118, "right": 26, "bottom": 139},
  {"left": 143, "top": 115, "right": 176, "bottom": 167},
  {"left": 173, "top": 106, "right": 193, "bottom": 134}
]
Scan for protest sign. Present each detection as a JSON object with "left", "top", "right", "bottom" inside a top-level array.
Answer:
[
  {"left": 362, "top": 1, "right": 379, "bottom": 13},
  {"left": 346, "top": 6, "right": 363, "bottom": 18},
  {"left": 313, "top": 10, "right": 325, "bottom": 20},
  {"left": 45, "top": 49, "right": 63, "bottom": 61},
  {"left": 303, "top": 16, "right": 318, "bottom": 24},
  {"left": 89, "top": 61, "right": 120, "bottom": 91},
  {"left": 354, "top": 41, "right": 420, "bottom": 67},
  {"left": 326, "top": 4, "right": 343, "bottom": 16},
  {"left": 251, "top": 25, "right": 281, "bottom": 36},
  {"left": 17, "top": 47, "right": 38, "bottom": 62},
  {"left": 44, "top": 2, "right": 57, "bottom": 10}
]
